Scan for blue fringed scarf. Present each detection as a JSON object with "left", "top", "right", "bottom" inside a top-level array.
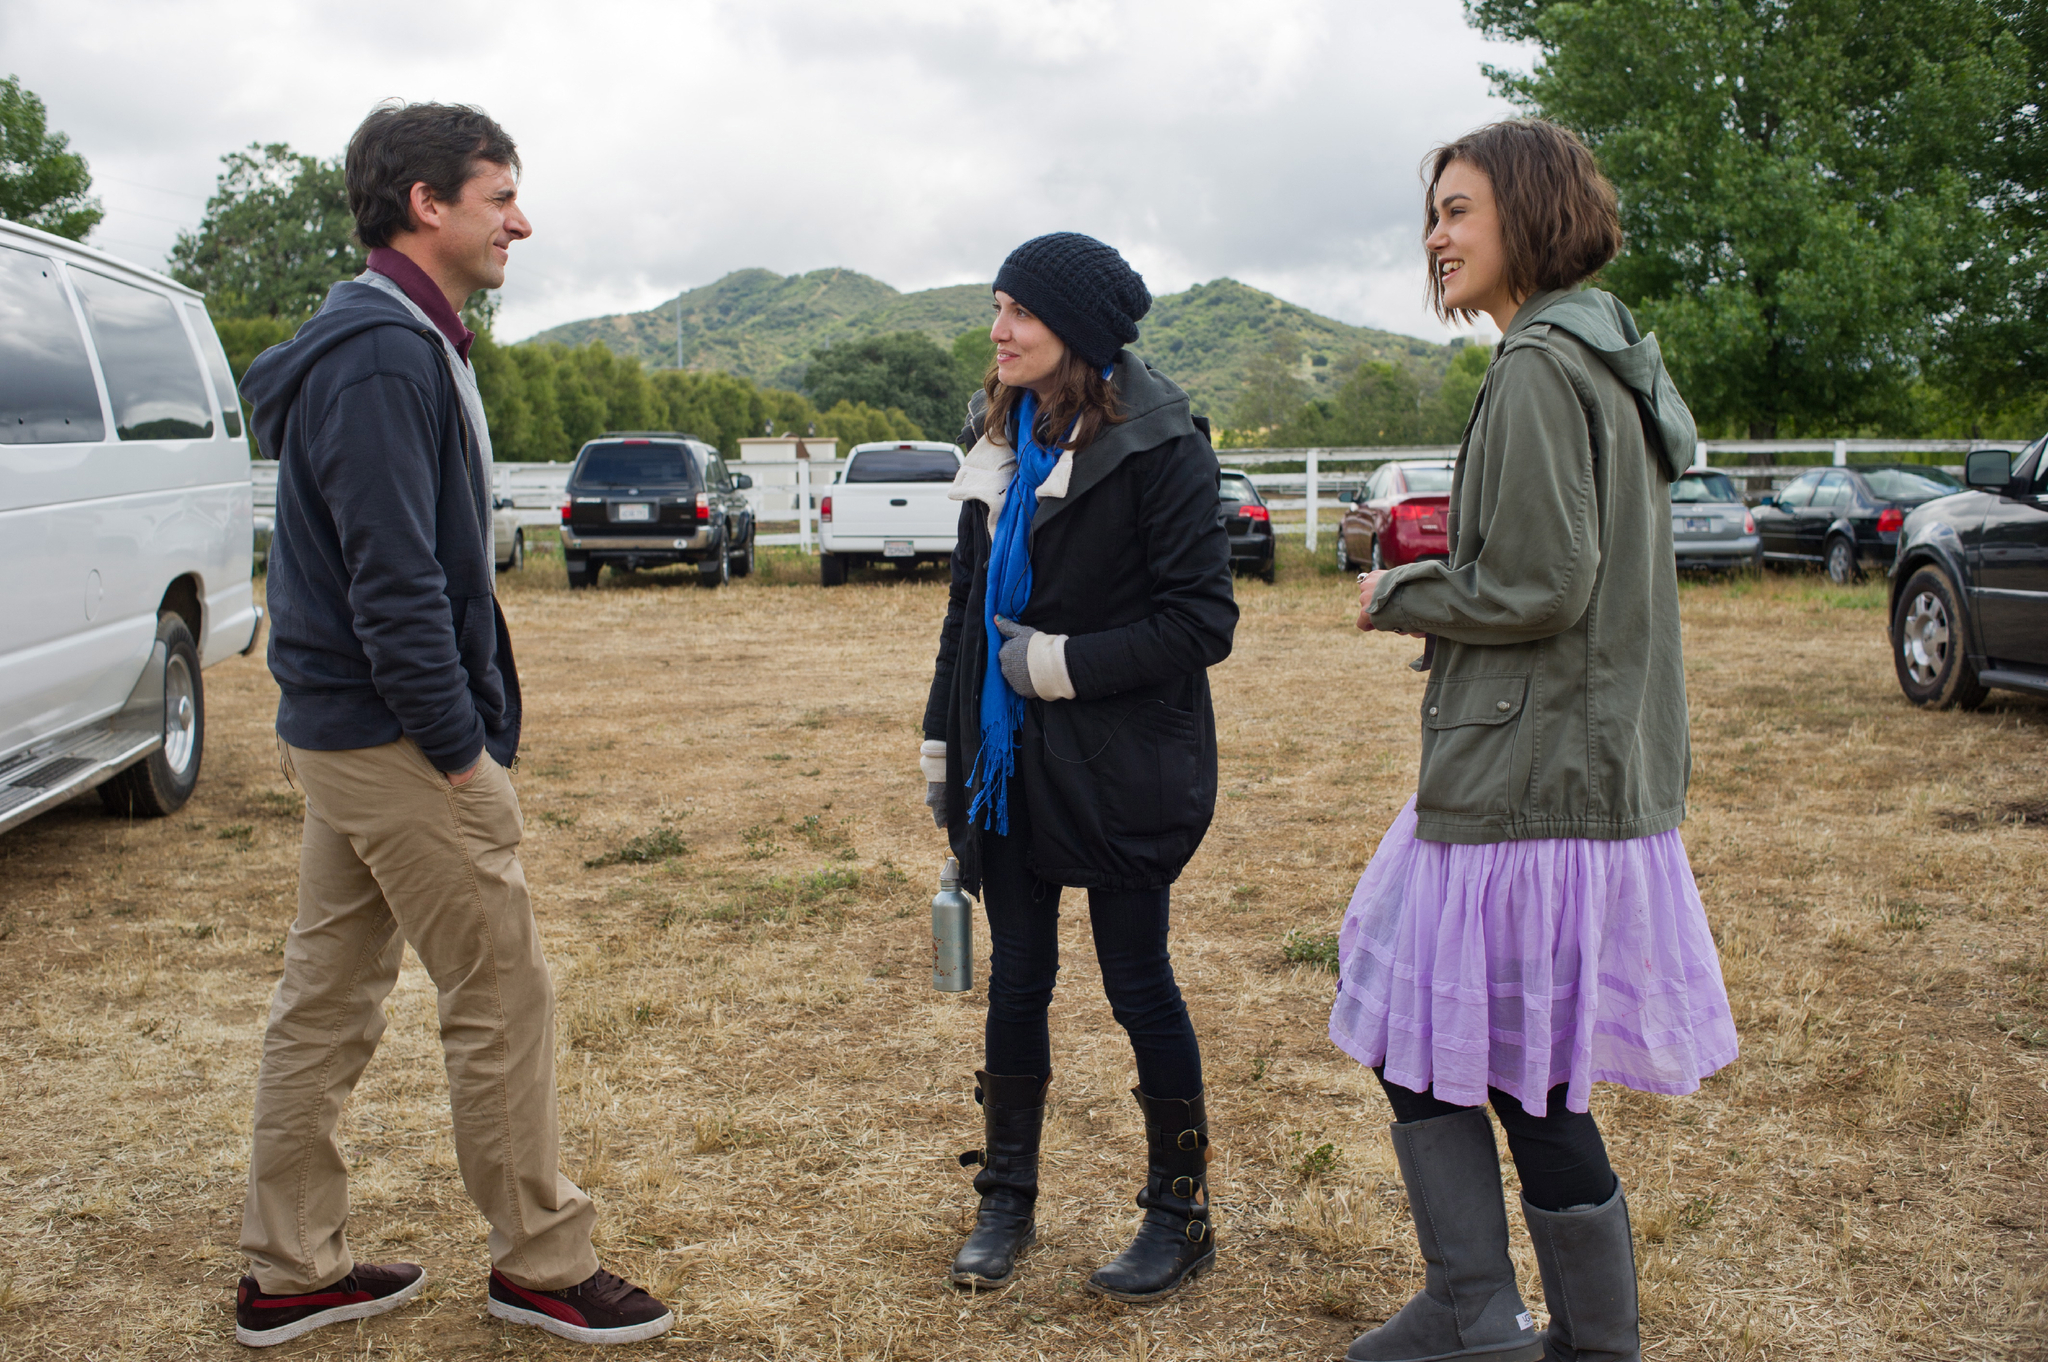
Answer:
[{"left": 964, "top": 389, "right": 1063, "bottom": 834}]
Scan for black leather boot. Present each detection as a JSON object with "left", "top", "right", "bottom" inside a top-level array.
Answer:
[
  {"left": 1085, "top": 1088, "right": 1216, "bottom": 1302},
  {"left": 949, "top": 1071, "right": 1048, "bottom": 1290}
]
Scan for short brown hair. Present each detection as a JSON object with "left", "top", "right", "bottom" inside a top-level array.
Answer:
[
  {"left": 1423, "top": 119, "right": 1621, "bottom": 324},
  {"left": 345, "top": 101, "right": 520, "bottom": 249},
  {"left": 980, "top": 347, "right": 1124, "bottom": 454}
]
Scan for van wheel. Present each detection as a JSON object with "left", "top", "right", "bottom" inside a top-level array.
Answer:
[
  {"left": 820, "top": 552, "right": 848, "bottom": 587},
  {"left": 565, "top": 556, "right": 594, "bottom": 589},
  {"left": 1893, "top": 566, "right": 1988, "bottom": 710},
  {"left": 101, "top": 614, "right": 204, "bottom": 818}
]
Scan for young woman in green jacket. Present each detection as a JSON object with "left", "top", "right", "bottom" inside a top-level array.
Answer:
[{"left": 1333, "top": 120, "right": 1737, "bottom": 1362}]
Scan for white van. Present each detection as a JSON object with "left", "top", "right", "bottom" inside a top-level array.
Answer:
[{"left": 0, "top": 218, "right": 260, "bottom": 834}]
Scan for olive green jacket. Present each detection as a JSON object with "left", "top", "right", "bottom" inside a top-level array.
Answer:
[{"left": 1368, "top": 287, "right": 1698, "bottom": 843}]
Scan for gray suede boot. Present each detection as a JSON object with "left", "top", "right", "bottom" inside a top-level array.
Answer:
[
  {"left": 1347, "top": 1107, "right": 1543, "bottom": 1362},
  {"left": 1522, "top": 1184, "right": 1640, "bottom": 1362}
]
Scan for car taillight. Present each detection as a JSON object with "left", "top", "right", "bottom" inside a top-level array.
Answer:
[
  {"left": 696, "top": 492, "right": 710, "bottom": 520},
  {"left": 559, "top": 504, "right": 571, "bottom": 523},
  {"left": 1877, "top": 507, "right": 1904, "bottom": 533},
  {"left": 1240, "top": 503, "right": 1269, "bottom": 522},
  {"left": 1744, "top": 511, "right": 1756, "bottom": 534},
  {"left": 821, "top": 495, "right": 833, "bottom": 524},
  {"left": 1393, "top": 502, "right": 1434, "bottom": 520}
]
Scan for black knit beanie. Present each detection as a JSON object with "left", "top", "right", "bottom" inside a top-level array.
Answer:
[{"left": 993, "top": 232, "right": 1151, "bottom": 370}]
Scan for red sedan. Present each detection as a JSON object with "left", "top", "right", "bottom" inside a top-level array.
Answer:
[{"left": 1335, "top": 460, "right": 1455, "bottom": 571}]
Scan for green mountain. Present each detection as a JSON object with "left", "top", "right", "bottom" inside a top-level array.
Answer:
[{"left": 526, "top": 269, "right": 1458, "bottom": 418}]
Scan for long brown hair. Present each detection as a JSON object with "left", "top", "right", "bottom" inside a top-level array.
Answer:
[
  {"left": 980, "top": 346, "right": 1124, "bottom": 452},
  {"left": 1423, "top": 119, "right": 1622, "bottom": 325}
]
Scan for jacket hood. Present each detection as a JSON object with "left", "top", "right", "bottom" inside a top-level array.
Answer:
[
  {"left": 240, "top": 279, "right": 437, "bottom": 460},
  {"left": 1513, "top": 287, "right": 1697, "bottom": 482},
  {"left": 1031, "top": 349, "right": 1197, "bottom": 528}
]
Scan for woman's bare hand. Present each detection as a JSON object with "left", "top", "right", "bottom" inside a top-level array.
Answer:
[{"left": 1355, "top": 569, "right": 1389, "bottom": 632}]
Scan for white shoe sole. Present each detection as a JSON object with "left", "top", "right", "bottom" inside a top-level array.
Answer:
[
  {"left": 488, "top": 1297, "right": 675, "bottom": 1345},
  {"left": 234, "top": 1270, "right": 426, "bottom": 1347}
]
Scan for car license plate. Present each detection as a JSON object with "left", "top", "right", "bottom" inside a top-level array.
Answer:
[
  {"left": 616, "top": 503, "right": 652, "bottom": 522},
  {"left": 1684, "top": 517, "right": 1712, "bottom": 533},
  {"left": 883, "top": 539, "right": 915, "bottom": 558}
]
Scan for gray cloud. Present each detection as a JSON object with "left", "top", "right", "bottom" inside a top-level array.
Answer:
[{"left": 5, "top": 0, "right": 1529, "bottom": 343}]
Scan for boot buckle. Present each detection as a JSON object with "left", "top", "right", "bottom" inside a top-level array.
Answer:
[
  {"left": 1171, "top": 1176, "right": 1197, "bottom": 1199},
  {"left": 1185, "top": 1219, "right": 1207, "bottom": 1242},
  {"left": 1177, "top": 1129, "right": 1200, "bottom": 1151}
]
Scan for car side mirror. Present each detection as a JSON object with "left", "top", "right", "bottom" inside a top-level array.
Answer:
[
  {"left": 1754, "top": 492, "right": 1777, "bottom": 508},
  {"left": 492, "top": 495, "right": 513, "bottom": 510},
  {"left": 1965, "top": 449, "right": 2013, "bottom": 490},
  {"left": 732, "top": 473, "right": 753, "bottom": 489}
]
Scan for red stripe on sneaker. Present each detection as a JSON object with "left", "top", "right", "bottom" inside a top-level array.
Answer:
[
  {"left": 253, "top": 1290, "right": 373, "bottom": 1309},
  {"left": 495, "top": 1273, "right": 587, "bottom": 1327}
]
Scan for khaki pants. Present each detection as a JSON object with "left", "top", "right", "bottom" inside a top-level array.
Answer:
[{"left": 240, "top": 738, "right": 598, "bottom": 1294}]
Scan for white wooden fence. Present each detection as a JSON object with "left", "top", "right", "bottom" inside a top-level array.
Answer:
[
  {"left": 253, "top": 457, "right": 847, "bottom": 551},
  {"left": 1219, "top": 439, "right": 2028, "bottom": 547},
  {"left": 254, "top": 435, "right": 2030, "bottom": 557}
]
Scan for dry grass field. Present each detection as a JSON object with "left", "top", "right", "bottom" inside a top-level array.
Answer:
[{"left": 1, "top": 536, "right": 2044, "bottom": 1361}]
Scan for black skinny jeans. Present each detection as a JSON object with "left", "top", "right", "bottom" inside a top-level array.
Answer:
[
  {"left": 978, "top": 801, "right": 1204, "bottom": 1099},
  {"left": 1375, "top": 1068, "right": 1616, "bottom": 1213}
]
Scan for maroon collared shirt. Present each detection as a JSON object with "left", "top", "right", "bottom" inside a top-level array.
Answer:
[{"left": 366, "top": 247, "right": 476, "bottom": 363}]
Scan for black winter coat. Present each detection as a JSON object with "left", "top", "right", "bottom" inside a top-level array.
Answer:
[{"left": 922, "top": 351, "right": 1237, "bottom": 894}]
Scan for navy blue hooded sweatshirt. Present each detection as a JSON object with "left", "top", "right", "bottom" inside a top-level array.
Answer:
[{"left": 242, "top": 279, "right": 519, "bottom": 772}]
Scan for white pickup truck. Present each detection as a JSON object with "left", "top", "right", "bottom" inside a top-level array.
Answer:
[{"left": 817, "top": 441, "right": 964, "bottom": 586}]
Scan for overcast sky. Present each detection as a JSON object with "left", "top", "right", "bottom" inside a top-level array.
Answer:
[{"left": 7, "top": 0, "right": 1530, "bottom": 346}]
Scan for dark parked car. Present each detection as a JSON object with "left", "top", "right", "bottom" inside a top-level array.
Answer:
[
  {"left": 1753, "top": 463, "right": 1963, "bottom": 584},
  {"left": 1888, "top": 438, "right": 2048, "bottom": 708},
  {"left": 1671, "top": 470, "right": 1760, "bottom": 570},
  {"left": 558, "top": 433, "right": 755, "bottom": 589},
  {"left": 1336, "top": 460, "right": 1453, "bottom": 571},
  {"left": 1219, "top": 469, "right": 1275, "bottom": 582}
]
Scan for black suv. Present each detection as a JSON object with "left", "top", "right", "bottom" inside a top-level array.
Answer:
[
  {"left": 559, "top": 433, "right": 755, "bottom": 589},
  {"left": 1888, "top": 436, "right": 2048, "bottom": 708}
]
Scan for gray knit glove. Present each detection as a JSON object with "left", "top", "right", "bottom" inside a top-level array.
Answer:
[
  {"left": 925, "top": 781, "right": 946, "bottom": 828},
  {"left": 994, "top": 616, "right": 1040, "bottom": 699}
]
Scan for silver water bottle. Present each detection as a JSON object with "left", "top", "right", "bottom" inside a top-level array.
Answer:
[{"left": 931, "top": 856, "right": 973, "bottom": 992}]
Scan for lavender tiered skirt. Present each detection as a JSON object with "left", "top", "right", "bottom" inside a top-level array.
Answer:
[{"left": 1328, "top": 796, "right": 1738, "bottom": 1116}]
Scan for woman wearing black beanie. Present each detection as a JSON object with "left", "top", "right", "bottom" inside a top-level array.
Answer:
[{"left": 919, "top": 232, "right": 1238, "bottom": 1301}]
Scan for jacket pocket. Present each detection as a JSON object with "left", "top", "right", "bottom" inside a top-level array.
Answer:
[
  {"left": 1024, "top": 690, "right": 1206, "bottom": 881},
  {"left": 1415, "top": 672, "right": 1529, "bottom": 817}
]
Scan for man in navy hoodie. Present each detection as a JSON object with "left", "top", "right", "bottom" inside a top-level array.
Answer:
[{"left": 232, "top": 101, "right": 670, "bottom": 1349}]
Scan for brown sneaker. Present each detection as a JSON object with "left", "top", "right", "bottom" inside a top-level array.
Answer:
[
  {"left": 487, "top": 1267, "right": 673, "bottom": 1345},
  {"left": 234, "top": 1263, "right": 425, "bottom": 1347}
]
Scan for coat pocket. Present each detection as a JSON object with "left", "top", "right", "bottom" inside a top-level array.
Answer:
[
  {"left": 1415, "top": 672, "right": 1529, "bottom": 817},
  {"left": 1026, "top": 692, "right": 1205, "bottom": 877}
]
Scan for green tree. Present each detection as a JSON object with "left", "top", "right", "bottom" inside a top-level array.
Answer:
[
  {"left": 169, "top": 143, "right": 363, "bottom": 319},
  {"left": 1226, "top": 330, "right": 1309, "bottom": 434},
  {"left": 1274, "top": 356, "right": 1425, "bottom": 447},
  {"left": 1467, "top": 0, "right": 2033, "bottom": 441},
  {"left": 0, "top": 75, "right": 101, "bottom": 239},
  {"left": 951, "top": 326, "right": 995, "bottom": 434},
  {"left": 815, "top": 400, "right": 923, "bottom": 448},
  {"left": 1422, "top": 343, "right": 1491, "bottom": 443},
  {"left": 803, "top": 331, "right": 956, "bottom": 440}
]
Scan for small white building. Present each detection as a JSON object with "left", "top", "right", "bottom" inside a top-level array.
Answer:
[{"left": 735, "top": 435, "right": 839, "bottom": 514}]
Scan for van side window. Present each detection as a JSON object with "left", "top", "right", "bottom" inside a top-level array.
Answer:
[
  {"left": 72, "top": 269, "right": 214, "bottom": 441},
  {"left": 0, "top": 244, "right": 106, "bottom": 443},
  {"left": 184, "top": 302, "right": 243, "bottom": 439}
]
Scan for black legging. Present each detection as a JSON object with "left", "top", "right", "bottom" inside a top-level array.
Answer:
[
  {"left": 1376, "top": 1068, "right": 1616, "bottom": 1213},
  {"left": 977, "top": 795, "right": 1204, "bottom": 1099}
]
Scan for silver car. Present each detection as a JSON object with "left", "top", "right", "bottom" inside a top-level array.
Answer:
[
  {"left": 492, "top": 497, "right": 525, "bottom": 572},
  {"left": 1671, "top": 469, "right": 1760, "bottom": 570}
]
